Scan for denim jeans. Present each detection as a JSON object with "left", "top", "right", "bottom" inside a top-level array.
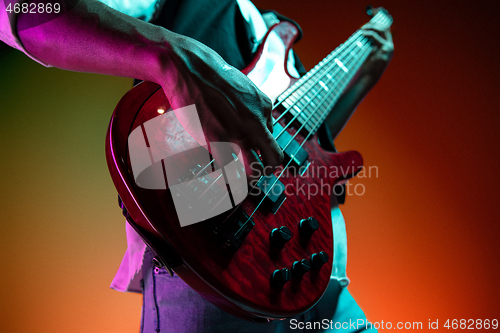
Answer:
[{"left": 140, "top": 249, "right": 376, "bottom": 333}]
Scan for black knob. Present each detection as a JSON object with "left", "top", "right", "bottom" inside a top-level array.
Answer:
[
  {"left": 152, "top": 257, "right": 164, "bottom": 268},
  {"left": 292, "top": 259, "right": 311, "bottom": 277},
  {"left": 299, "top": 217, "right": 319, "bottom": 236},
  {"left": 311, "top": 251, "right": 329, "bottom": 269},
  {"left": 366, "top": 5, "right": 374, "bottom": 17},
  {"left": 270, "top": 226, "right": 292, "bottom": 246},
  {"left": 271, "top": 268, "right": 291, "bottom": 287}
]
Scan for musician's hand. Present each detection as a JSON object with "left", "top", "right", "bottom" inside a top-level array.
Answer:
[
  {"left": 358, "top": 22, "right": 394, "bottom": 83},
  {"left": 156, "top": 34, "right": 283, "bottom": 182}
]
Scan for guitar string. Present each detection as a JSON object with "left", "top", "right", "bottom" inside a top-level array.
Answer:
[
  {"left": 271, "top": 31, "right": 364, "bottom": 126},
  {"left": 271, "top": 10, "right": 387, "bottom": 123},
  {"left": 189, "top": 33, "right": 367, "bottom": 191},
  {"left": 277, "top": 14, "right": 391, "bottom": 148},
  {"left": 238, "top": 14, "right": 390, "bottom": 222},
  {"left": 187, "top": 13, "right": 389, "bottom": 181},
  {"left": 281, "top": 43, "right": 369, "bottom": 152},
  {"left": 213, "top": 42, "right": 370, "bottom": 233},
  {"left": 270, "top": 9, "right": 386, "bottom": 113},
  {"left": 190, "top": 14, "right": 389, "bottom": 224},
  {"left": 200, "top": 38, "right": 367, "bottom": 202},
  {"left": 239, "top": 14, "right": 392, "bottom": 225},
  {"left": 182, "top": 40, "right": 361, "bottom": 190},
  {"left": 240, "top": 44, "right": 374, "bottom": 231},
  {"left": 272, "top": 33, "right": 367, "bottom": 142},
  {"left": 231, "top": 15, "right": 392, "bottom": 235},
  {"left": 272, "top": 11, "right": 390, "bottom": 141}
]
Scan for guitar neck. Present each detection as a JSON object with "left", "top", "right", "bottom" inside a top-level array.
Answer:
[{"left": 277, "top": 10, "right": 393, "bottom": 135}]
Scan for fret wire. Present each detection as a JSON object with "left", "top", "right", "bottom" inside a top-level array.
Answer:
[
  {"left": 272, "top": 31, "right": 363, "bottom": 118},
  {"left": 281, "top": 13, "right": 391, "bottom": 150},
  {"left": 273, "top": 31, "right": 364, "bottom": 124},
  {"left": 302, "top": 12, "right": 392, "bottom": 125},
  {"left": 283, "top": 50, "right": 356, "bottom": 128},
  {"left": 308, "top": 13, "right": 389, "bottom": 124},
  {"left": 305, "top": 48, "right": 363, "bottom": 128},
  {"left": 310, "top": 46, "right": 374, "bottom": 134},
  {"left": 273, "top": 34, "right": 370, "bottom": 141},
  {"left": 182, "top": 13, "right": 393, "bottom": 238},
  {"left": 233, "top": 12, "right": 393, "bottom": 232},
  {"left": 306, "top": 16, "right": 391, "bottom": 126},
  {"left": 299, "top": 40, "right": 369, "bottom": 125},
  {"left": 280, "top": 40, "right": 370, "bottom": 152},
  {"left": 294, "top": 57, "right": 359, "bottom": 128},
  {"left": 275, "top": 30, "right": 368, "bottom": 126}
]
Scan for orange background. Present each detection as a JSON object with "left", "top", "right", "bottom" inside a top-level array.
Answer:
[{"left": 1, "top": 0, "right": 499, "bottom": 332}]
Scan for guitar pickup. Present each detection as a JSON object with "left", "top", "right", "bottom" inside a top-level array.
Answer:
[{"left": 251, "top": 174, "right": 286, "bottom": 214}]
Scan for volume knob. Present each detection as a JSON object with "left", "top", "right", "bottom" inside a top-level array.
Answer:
[
  {"left": 299, "top": 217, "right": 319, "bottom": 235},
  {"left": 292, "top": 259, "right": 311, "bottom": 277}
]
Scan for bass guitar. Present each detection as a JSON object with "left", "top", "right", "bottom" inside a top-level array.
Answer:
[{"left": 106, "top": 7, "right": 392, "bottom": 322}]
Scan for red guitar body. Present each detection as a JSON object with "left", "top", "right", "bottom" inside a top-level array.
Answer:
[{"left": 106, "top": 22, "right": 363, "bottom": 321}]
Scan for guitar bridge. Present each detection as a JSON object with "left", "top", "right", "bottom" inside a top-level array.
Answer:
[{"left": 212, "top": 208, "right": 255, "bottom": 251}]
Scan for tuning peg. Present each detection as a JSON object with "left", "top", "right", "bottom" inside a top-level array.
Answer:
[
  {"left": 366, "top": 5, "right": 374, "bottom": 16},
  {"left": 366, "top": 6, "right": 393, "bottom": 22}
]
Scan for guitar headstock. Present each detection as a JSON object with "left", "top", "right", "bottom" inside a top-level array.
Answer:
[{"left": 366, "top": 5, "right": 393, "bottom": 28}]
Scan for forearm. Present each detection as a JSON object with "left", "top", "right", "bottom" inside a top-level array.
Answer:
[{"left": 16, "top": 0, "right": 171, "bottom": 83}]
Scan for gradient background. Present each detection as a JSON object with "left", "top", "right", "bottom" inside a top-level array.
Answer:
[{"left": 1, "top": 0, "right": 499, "bottom": 332}]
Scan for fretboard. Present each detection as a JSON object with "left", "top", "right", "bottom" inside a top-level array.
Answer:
[{"left": 276, "top": 10, "right": 393, "bottom": 135}]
